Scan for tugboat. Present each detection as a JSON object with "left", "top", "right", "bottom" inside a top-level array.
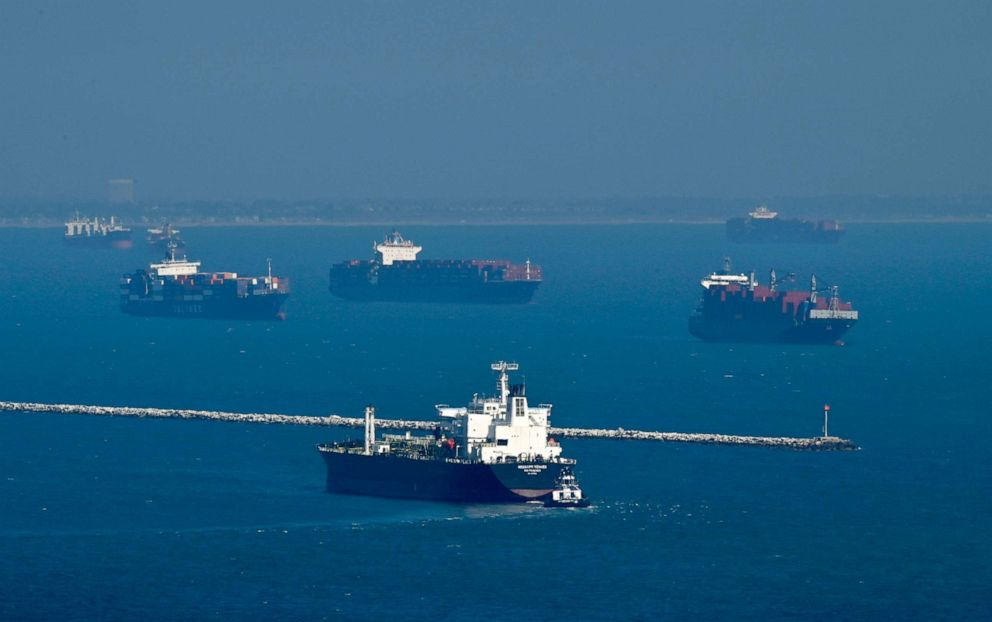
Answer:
[
  {"left": 317, "top": 362, "right": 585, "bottom": 503},
  {"left": 328, "top": 231, "right": 541, "bottom": 303},
  {"left": 544, "top": 467, "right": 591, "bottom": 508}
]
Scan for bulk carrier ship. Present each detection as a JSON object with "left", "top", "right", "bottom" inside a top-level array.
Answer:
[
  {"left": 120, "top": 243, "right": 289, "bottom": 319},
  {"left": 317, "top": 362, "right": 588, "bottom": 505},
  {"left": 688, "top": 259, "right": 859, "bottom": 344},
  {"left": 328, "top": 232, "right": 541, "bottom": 303},
  {"left": 146, "top": 222, "right": 185, "bottom": 253},
  {"left": 64, "top": 214, "right": 133, "bottom": 248},
  {"left": 726, "top": 206, "right": 845, "bottom": 243}
]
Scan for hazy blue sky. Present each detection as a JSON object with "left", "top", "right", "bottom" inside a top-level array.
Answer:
[{"left": 1, "top": 1, "right": 989, "bottom": 201}]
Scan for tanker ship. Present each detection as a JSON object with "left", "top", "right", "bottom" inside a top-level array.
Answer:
[
  {"left": 120, "top": 243, "right": 289, "bottom": 319},
  {"left": 317, "top": 362, "right": 588, "bottom": 504},
  {"left": 64, "top": 213, "right": 133, "bottom": 248},
  {"left": 688, "top": 259, "right": 858, "bottom": 344},
  {"left": 328, "top": 231, "right": 541, "bottom": 303},
  {"left": 727, "top": 206, "right": 844, "bottom": 243}
]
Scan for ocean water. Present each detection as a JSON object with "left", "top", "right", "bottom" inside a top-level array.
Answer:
[{"left": 0, "top": 223, "right": 989, "bottom": 621}]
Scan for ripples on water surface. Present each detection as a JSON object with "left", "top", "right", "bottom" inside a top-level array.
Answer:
[{"left": 0, "top": 224, "right": 990, "bottom": 620}]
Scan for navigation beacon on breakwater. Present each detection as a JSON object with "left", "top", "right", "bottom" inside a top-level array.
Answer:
[
  {"left": 328, "top": 231, "right": 541, "bottom": 303},
  {"left": 317, "top": 362, "right": 589, "bottom": 504}
]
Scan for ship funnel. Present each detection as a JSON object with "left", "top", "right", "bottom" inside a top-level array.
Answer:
[{"left": 364, "top": 405, "right": 376, "bottom": 454}]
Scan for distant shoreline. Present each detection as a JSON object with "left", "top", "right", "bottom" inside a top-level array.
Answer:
[{"left": 3, "top": 217, "right": 990, "bottom": 228}]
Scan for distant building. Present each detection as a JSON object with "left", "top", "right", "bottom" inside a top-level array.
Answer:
[{"left": 108, "top": 178, "right": 135, "bottom": 204}]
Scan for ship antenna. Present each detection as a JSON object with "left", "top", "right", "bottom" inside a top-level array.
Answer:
[
  {"left": 490, "top": 361, "right": 519, "bottom": 406},
  {"left": 267, "top": 258, "right": 273, "bottom": 283},
  {"left": 723, "top": 257, "right": 732, "bottom": 273},
  {"left": 810, "top": 274, "right": 817, "bottom": 304}
]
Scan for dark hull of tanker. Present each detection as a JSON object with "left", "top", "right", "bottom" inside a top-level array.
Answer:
[
  {"left": 726, "top": 219, "right": 844, "bottom": 244},
  {"left": 689, "top": 314, "right": 854, "bottom": 344},
  {"left": 320, "top": 450, "right": 567, "bottom": 503},
  {"left": 120, "top": 295, "right": 288, "bottom": 320},
  {"left": 329, "top": 280, "right": 539, "bottom": 303}
]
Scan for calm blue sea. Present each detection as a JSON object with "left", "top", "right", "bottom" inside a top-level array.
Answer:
[{"left": 0, "top": 223, "right": 989, "bottom": 621}]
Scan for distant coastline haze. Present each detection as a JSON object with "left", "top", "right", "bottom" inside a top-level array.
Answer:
[{"left": 1, "top": 1, "right": 990, "bottom": 201}]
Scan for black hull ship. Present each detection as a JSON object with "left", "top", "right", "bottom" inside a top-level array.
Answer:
[
  {"left": 318, "top": 362, "right": 587, "bottom": 504},
  {"left": 146, "top": 223, "right": 185, "bottom": 254},
  {"left": 120, "top": 245, "right": 289, "bottom": 320},
  {"left": 727, "top": 206, "right": 844, "bottom": 244},
  {"left": 64, "top": 214, "right": 132, "bottom": 249},
  {"left": 689, "top": 260, "right": 859, "bottom": 344},
  {"left": 329, "top": 232, "right": 541, "bottom": 303}
]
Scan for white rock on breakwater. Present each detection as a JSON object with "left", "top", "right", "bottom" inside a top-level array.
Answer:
[{"left": 0, "top": 401, "right": 857, "bottom": 451}]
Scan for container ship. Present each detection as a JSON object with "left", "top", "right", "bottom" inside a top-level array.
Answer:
[
  {"left": 328, "top": 231, "right": 541, "bottom": 303},
  {"left": 120, "top": 244, "right": 289, "bottom": 319},
  {"left": 688, "top": 259, "right": 859, "bottom": 344},
  {"left": 64, "top": 214, "right": 133, "bottom": 248},
  {"left": 317, "top": 362, "right": 588, "bottom": 504},
  {"left": 726, "top": 206, "right": 845, "bottom": 243},
  {"left": 146, "top": 222, "right": 185, "bottom": 253}
]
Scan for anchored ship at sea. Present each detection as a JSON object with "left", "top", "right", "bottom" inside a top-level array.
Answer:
[
  {"left": 120, "top": 243, "right": 289, "bottom": 319},
  {"left": 317, "top": 362, "right": 588, "bottom": 504},
  {"left": 689, "top": 259, "right": 859, "bottom": 344},
  {"left": 64, "top": 213, "right": 133, "bottom": 248},
  {"left": 727, "top": 206, "right": 845, "bottom": 244},
  {"left": 328, "top": 231, "right": 541, "bottom": 303},
  {"left": 146, "top": 222, "right": 185, "bottom": 253}
]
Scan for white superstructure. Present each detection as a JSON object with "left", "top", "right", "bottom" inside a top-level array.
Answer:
[
  {"left": 149, "top": 243, "right": 201, "bottom": 277},
  {"left": 749, "top": 205, "right": 779, "bottom": 219},
  {"left": 435, "top": 362, "right": 563, "bottom": 464},
  {"left": 64, "top": 213, "right": 129, "bottom": 238},
  {"left": 700, "top": 257, "right": 754, "bottom": 290},
  {"left": 374, "top": 231, "right": 422, "bottom": 266}
]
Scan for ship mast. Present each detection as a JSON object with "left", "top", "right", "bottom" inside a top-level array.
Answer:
[{"left": 491, "top": 361, "right": 519, "bottom": 406}]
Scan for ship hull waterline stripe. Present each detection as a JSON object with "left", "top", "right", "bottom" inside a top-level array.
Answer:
[{"left": 0, "top": 401, "right": 858, "bottom": 451}]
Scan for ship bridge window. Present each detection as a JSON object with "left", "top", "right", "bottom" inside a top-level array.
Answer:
[{"left": 497, "top": 439, "right": 509, "bottom": 446}]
